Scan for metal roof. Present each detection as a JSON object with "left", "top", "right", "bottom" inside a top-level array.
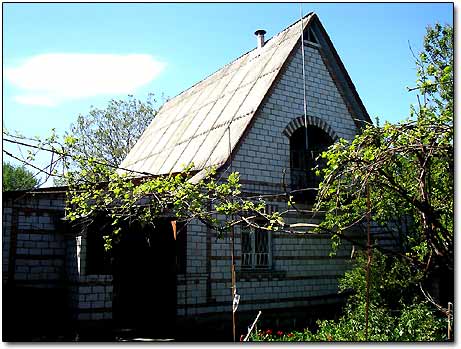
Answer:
[{"left": 119, "top": 13, "right": 314, "bottom": 176}]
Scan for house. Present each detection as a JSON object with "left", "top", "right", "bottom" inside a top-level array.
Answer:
[{"left": 3, "top": 13, "right": 373, "bottom": 340}]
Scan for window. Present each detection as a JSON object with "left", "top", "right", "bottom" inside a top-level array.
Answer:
[
  {"left": 241, "top": 225, "right": 271, "bottom": 270},
  {"left": 306, "top": 28, "right": 318, "bottom": 44},
  {"left": 290, "top": 126, "right": 333, "bottom": 203}
]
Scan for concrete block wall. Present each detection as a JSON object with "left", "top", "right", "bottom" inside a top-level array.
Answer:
[
  {"left": 3, "top": 206, "right": 12, "bottom": 284},
  {"left": 2, "top": 192, "right": 71, "bottom": 339},
  {"left": 177, "top": 219, "right": 208, "bottom": 316},
  {"left": 72, "top": 275, "right": 113, "bottom": 321},
  {"left": 178, "top": 202, "right": 354, "bottom": 319},
  {"left": 68, "top": 229, "right": 113, "bottom": 322}
]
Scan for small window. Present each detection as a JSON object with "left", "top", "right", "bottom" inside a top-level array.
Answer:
[
  {"left": 290, "top": 126, "right": 333, "bottom": 203},
  {"left": 241, "top": 225, "right": 271, "bottom": 270},
  {"left": 306, "top": 28, "right": 318, "bottom": 44}
]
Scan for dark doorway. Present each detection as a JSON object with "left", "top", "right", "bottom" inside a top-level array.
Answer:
[{"left": 112, "top": 218, "right": 177, "bottom": 339}]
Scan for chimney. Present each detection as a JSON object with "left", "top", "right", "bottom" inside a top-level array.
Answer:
[{"left": 254, "top": 29, "right": 266, "bottom": 49}]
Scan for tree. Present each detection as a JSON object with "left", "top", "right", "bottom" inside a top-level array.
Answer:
[
  {"left": 49, "top": 94, "right": 161, "bottom": 186},
  {"left": 315, "top": 23, "right": 453, "bottom": 307},
  {"left": 3, "top": 162, "right": 38, "bottom": 191},
  {"left": 66, "top": 94, "right": 159, "bottom": 168}
]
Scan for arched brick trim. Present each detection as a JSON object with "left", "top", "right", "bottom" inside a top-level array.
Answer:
[{"left": 282, "top": 115, "right": 338, "bottom": 141}]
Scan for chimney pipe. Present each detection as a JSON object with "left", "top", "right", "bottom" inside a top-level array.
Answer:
[{"left": 254, "top": 29, "right": 266, "bottom": 49}]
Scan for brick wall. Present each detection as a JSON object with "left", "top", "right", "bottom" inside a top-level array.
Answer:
[
  {"left": 71, "top": 275, "right": 113, "bottom": 321},
  {"left": 67, "top": 224, "right": 113, "bottom": 322},
  {"left": 2, "top": 192, "right": 67, "bottom": 288}
]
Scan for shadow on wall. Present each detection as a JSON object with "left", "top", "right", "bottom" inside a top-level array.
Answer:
[{"left": 2, "top": 192, "right": 74, "bottom": 341}]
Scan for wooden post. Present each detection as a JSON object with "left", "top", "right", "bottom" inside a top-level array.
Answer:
[{"left": 230, "top": 224, "right": 236, "bottom": 342}]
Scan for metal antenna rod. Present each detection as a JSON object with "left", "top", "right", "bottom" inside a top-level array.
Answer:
[{"left": 300, "top": 4, "right": 309, "bottom": 149}]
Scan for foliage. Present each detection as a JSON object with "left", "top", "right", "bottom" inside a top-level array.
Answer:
[
  {"left": 250, "top": 252, "right": 447, "bottom": 342},
  {"left": 251, "top": 301, "right": 446, "bottom": 342},
  {"left": 315, "top": 23, "right": 453, "bottom": 278},
  {"left": 2, "top": 161, "right": 38, "bottom": 191},
  {"left": 50, "top": 94, "right": 160, "bottom": 186},
  {"left": 64, "top": 161, "right": 282, "bottom": 250},
  {"left": 66, "top": 94, "right": 159, "bottom": 169}
]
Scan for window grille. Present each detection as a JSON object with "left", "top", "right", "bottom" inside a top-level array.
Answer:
[{"left": 241, "top": 226, "right": 271, "bottom": 269}]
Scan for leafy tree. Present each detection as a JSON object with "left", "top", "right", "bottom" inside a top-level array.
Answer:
[
  {"left": 3, "top": 162, "right": 38, "bottom": 191},
  {"left": 66, "top": 94, "right": 159, "bottom": 168},
  {"left": 314, "top": 23, "right": 453, "bottom": 304}
]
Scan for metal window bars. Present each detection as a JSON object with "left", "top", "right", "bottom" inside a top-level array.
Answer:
[{"left": 241, "top": 226, "right": 271, "bottom": 269}]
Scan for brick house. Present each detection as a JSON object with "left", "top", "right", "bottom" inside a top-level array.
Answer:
[{"left": 3, "top": 13, "right": 372, "bottom": 340}]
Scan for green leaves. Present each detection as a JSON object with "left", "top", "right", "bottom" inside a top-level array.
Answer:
[
  {"left": 315, "top": 24, "right": 453, "bottom": 276},
  {"left": 65, "top": 161, "right": 277, "bottom": 249},
  {"left": 2, "top": 162, "right": 38, "bottom": 191},
  {"left": 61, "top": 94, "right": 159, "bottom": 184}
]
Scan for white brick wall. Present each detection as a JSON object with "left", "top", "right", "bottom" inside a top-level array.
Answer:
[
  {"left": 75, "top": 275, "right": 113, "bottom": 321},
  {"left": 2, "top": 194, "right": 67, "bottom": 287}
]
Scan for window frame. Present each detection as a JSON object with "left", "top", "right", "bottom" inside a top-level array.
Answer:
[{"left": 240, "top": 224, "right": 272, "bottom": 270}]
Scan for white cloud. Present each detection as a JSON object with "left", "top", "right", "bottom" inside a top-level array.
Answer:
[
  {"left": 14, "top": 95, "right": 57, "bottom": 107},
  {"left": 4, "top": 53, "right": 166, "bottom": 106}
]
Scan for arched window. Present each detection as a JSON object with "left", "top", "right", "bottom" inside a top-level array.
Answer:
[{"left": 290, "top": 125, "right": 333, "bottom": 203}]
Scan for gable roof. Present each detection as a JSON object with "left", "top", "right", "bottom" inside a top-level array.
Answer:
[{"left": 120, "top": 13, "right": 370, "bottom": 177}]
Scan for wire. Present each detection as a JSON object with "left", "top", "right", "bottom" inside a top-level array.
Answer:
[{"left": 3, "top": 137, "right": 156, "bottom": 178}]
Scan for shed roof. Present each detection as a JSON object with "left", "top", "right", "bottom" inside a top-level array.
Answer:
[{"left": 119, "top": 13, "right": 369, "bottom": 177}]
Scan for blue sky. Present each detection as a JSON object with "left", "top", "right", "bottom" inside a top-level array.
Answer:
[{"left": 3, "top": 2, "right": 454, "bottom": 179}]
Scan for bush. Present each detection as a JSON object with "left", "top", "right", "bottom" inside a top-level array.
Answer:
[{"left": 249, "top": 251, "right": 447, "bottom": 342}]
